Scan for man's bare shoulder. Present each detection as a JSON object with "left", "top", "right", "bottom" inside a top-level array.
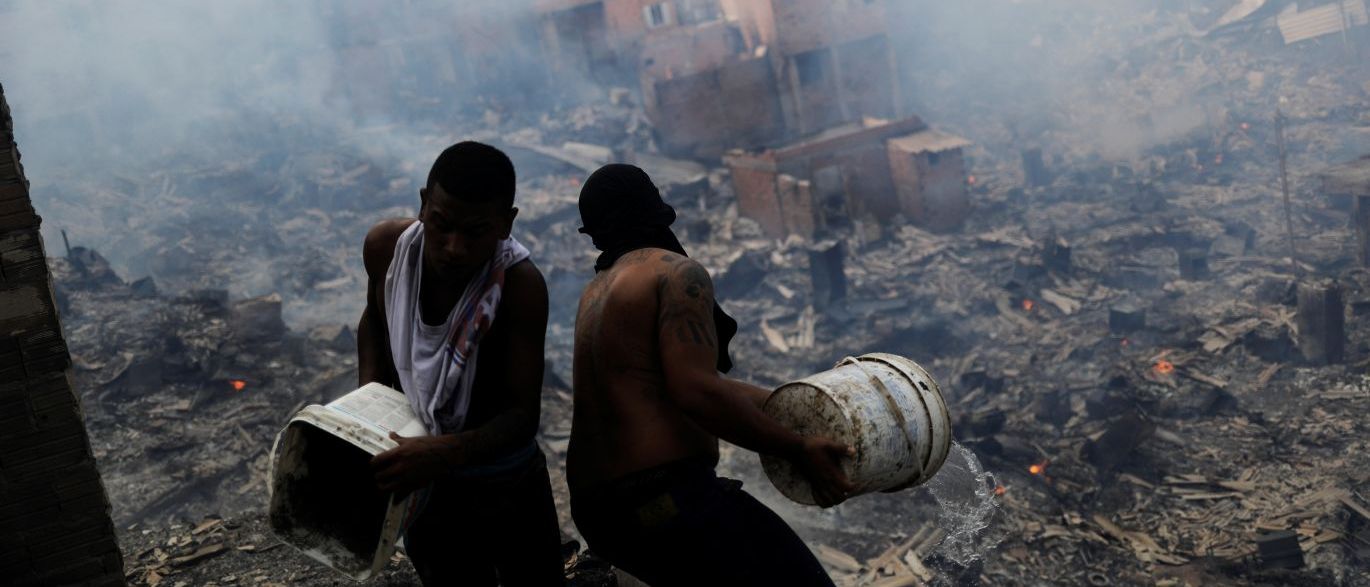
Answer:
[
  {"left": 612, "top": 248, "right": 693, "bottom": 276},
  {"left": 605, "top": 249, "right": 714, "bottom": 307},
  {"left": 362, "top": 218, "right": 416, "bottom": 277},
  {"left": 648, "top": 251, "right": 711, "bottom": 292},
  {"left": 503, "top": 259, "right": 549, "bottom": 312}
]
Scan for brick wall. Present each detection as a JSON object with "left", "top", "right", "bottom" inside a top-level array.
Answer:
[
  {"left": 769, "top": 0, "right": 888, "bottom": 58},
  {"left": 0, "top": 83, "right": 126, "bottom": 586},
  {"left": 724, "top": 154, "right": 786, "bottom": 237},
  {"left": 726, "top": 117, "right": 937, "bottom": 237},
  {"left": 638, "top": 19, "right": 740, "bottom": 79},
  {"left": 718, "top": 0, "right": 776, "bottom": 50},
  {"left": 646, "top": 55, "right": 784, "bottom": 159}
]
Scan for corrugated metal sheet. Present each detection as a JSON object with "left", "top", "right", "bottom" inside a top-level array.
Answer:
[
  {"left": 1216, "top": 0, "right": 1268, "bottom": 28},
  {"left": 1278, "top": 0, "right": 1369, "bottom": 44}
]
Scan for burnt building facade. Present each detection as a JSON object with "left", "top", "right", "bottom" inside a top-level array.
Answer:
[
  {"left": 725, "top": 116, "right": 971, "bottom": 239},
  {"left": 538, "top": 0, "right": 910, "bottom": 159}
]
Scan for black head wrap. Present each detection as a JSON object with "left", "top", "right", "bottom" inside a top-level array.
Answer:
[{"left": 579, "top": 164, "right": 737, "bottom": 373}]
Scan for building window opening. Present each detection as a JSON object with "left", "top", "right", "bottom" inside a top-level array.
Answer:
[
  {"left": 795, "top": 49, "right": 829, "bottom": 87},
  {"left": 644, "top": 3, "right": 673, "bottom": 28}
]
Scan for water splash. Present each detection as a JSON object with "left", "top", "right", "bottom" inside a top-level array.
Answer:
[{"left": 924, "top": 441, "right": 1004, "bottom": 566}]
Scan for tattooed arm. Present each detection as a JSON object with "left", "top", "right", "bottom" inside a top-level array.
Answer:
[{"left": 655, "top": 254, "right": 855, "bottom": 504}]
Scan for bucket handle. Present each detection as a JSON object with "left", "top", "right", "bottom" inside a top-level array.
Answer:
[
  {"left": 863, "top": 355, "right": 946, "bottom": 490},
  {"left": 840, "top": 356, "right": 923, "bottom": 491}
]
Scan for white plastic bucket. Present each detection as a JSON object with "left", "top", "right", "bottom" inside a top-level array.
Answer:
[
  {"left": 760, "top": 353, "right": 952, "bottom": 505},
  {"left": 267, "top": 383, "right": 428, "bottom": 581}
]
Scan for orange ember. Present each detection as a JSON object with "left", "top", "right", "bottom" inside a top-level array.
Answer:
[
  {"left": 230, "top": 379, "right": 247, "bottom": 391},
  {"left": 1154, "top": 360, "right": 1174, "bottom": 375},
  {"left": 994, "top": 485, "right": 1007, "bottom": 496},
  {"left": 1028, "top": 462, "right": 1047, "bottom": 475},
  {"left": 1021, "top": 299, "right": 1035, "bottom": 311}
]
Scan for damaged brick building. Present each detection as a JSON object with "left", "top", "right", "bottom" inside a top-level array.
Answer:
[
  {"left": 265, "top": 0, "right": 972, "bottom": 241},
  {"left": 536, "top": 0, "right": 971, "bottom": 238},
  {"left": 724, "top": 116, "right": 972, "bottom": 239},
  {"left": 538, "top": 0, "right": 911, "bottom": 157}
]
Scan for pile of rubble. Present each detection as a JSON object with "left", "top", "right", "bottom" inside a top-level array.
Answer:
[{"left": 35, "top": 2, "right": 1370, "bottom": 585}]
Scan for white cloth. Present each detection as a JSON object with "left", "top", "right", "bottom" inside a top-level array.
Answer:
[{"left": 384, "top": 221, "right": 530, "bottom": 435}]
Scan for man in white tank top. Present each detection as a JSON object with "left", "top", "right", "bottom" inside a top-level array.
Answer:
[{"left": 357, "top": 142, "right": 563, "bottom": 586}]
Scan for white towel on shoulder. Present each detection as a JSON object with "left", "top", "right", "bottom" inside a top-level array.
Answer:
[{"left": 384, "top": 221, "right": 530, "bottom": 435}]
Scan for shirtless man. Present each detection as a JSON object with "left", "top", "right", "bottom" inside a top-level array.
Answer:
[
  {"left": 357, "top": 142, "right": 563, "bottom": 586},
  {"left": 568, "top": 164, "right": 854, "bottom": 586}
]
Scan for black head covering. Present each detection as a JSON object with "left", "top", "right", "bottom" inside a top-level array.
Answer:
[{"left": 579, "top": 164, "right": 737, "bottom": 373}]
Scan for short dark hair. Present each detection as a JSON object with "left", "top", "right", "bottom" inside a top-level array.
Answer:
[{"left": 425, "top": 141, "right": 516, "bottom": 208}]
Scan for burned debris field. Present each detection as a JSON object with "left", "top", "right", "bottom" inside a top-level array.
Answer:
[{"left": 4, "top": 0, "right": 1370, "bottom": 586}]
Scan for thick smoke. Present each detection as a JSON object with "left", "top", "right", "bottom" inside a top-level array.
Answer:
[
  {"left": 0, "top": 0, "right": 599, "bottom": 332},
  {"left": 892, "top": 0, "right": 1233, "bottom": 164},
  {"left": 1, "top": 1, "right": 341, "bottom": 166}
]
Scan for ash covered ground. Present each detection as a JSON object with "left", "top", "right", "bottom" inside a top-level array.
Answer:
[{"left": 7, "top": 0, "right": 1370, "bottom": 585}]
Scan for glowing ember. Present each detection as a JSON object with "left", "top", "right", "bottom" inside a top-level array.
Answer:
[
  {"left": 1021, "top": 299, "right": 1035, "bottom": 312},
  {"left": 994, "top": 485, "right": 1007, "bottom": 496},
  {"left": 1028, "top": 461, "right": 1047, "bottom": 475},
  {"left": 230, "top": 379, "right": 247, "bottom": 391},
  {"left": 1154, "top": 360, "right": 1174, "bottom": 375}
]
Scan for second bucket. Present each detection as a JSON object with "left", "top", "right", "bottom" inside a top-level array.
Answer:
[{"left": 761, "top": 353, "right": 952, "bottom": 505}]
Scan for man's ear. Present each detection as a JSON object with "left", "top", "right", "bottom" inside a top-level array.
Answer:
[
  {"left": 418, "top": 187, "right": 429, "bottom": 216},
  {"left": 500, "top": 207, "right": 519, "bottom": 239}
]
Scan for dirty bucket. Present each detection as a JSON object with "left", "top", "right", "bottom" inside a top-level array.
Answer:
[
  {"left": 760, "top": 353, "right": 952, "bottom": 505},
  {"left": 268, "top": 383, "right": 428, "bottom": 581}
]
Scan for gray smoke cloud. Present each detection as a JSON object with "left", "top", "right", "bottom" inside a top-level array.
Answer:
[
  {"left": 0, "top": 0, "right": 569, "bottom": 284},
  {"left": 2, "top": 0, "right": 340, "bottom": 163},
  {"left": 892, "top": 0, "right": 1225, "bottom": 164}
]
